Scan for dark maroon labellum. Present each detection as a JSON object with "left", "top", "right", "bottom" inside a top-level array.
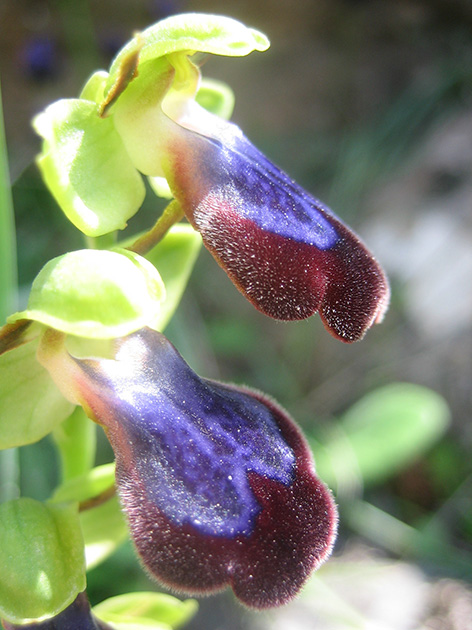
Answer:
[
  {"left": 166, "top": 122, "right": 389, "bottom": 341},
  {"left": 70, "top": 328, "right": 337, "bottom": 608}
]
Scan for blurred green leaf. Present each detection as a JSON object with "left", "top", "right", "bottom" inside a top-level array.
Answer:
[
  {"left": 313, "top": 383, "right": 450, "bottom": 493},
  {"left": 342, "top": 383, "right": 450, "bottom": 485},
  {"left": 0, "top": 499, "right": 85, "bottom": 624},
  {"left": 0, "top": 81, "right": 17, "bottom": 321},
  {"left": 51, "top": 463, "right": 125, "bottom": 570},
  {"left": 94, "top": 592, "right": 198, "bottom": 630}
]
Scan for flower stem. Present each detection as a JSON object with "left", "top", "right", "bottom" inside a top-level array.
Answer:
[
  {"left": 85, "top": 231, "right": 118, "bottom": 250},
  {"left": 53, "top": 407, "right": 97, "bottom": 483},
  {"left": 128, "top": 199, "right": 184, "bottom": 255},
  {"left": 0, "top": 81, "right": 20, "bottom": 503},
  {"left": 0, "top": 80, "right": 17, "bottom": 322}
]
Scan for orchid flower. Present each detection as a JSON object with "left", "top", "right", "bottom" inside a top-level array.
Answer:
[
  {"left": 37, "top": 327, "right": 337, "bottom": 609},
  {"left": 34, "top": 13, "right": 389, "bottom": 343}
]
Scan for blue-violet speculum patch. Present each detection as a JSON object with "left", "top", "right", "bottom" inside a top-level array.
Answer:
[{"left": 37, "top": 327, "right": 338, "bottom": 609}]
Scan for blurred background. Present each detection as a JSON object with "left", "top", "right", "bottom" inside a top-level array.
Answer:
[{"left": 1, "top": 0, "right": 472, "bottom": 628}]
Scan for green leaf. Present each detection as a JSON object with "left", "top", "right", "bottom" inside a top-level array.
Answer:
[
  {"left": 9, "top": 249, "right": 165, "bottom": 339},
  {"left": 80, "top": 494, "right": 128, "bottom": 570},
  {"left": 106, "top": 13, "right": 269, "bottom": 97},
  {"left": 33, "top": 98, "right": 145, "bottom": 237},
  {"left": 311, "top": 383, "right": 450, "bottom": 494},
  {"left": 332, "top": 383, "right": 450, "bottom": 490},
  {"left": 53, "top": 406, "right": 97, "bottom": 482},
  {"left": 0, "top": 499, "right": 85, "bottom": 624},
  {"left": 195, "top": 77, "right": 235, "bottom": 119},
  {"left": 94, "top": 592, "right": 198, "bottom": 630},
  {"left": 0, "top": 336, "right": 73, "bottom": 449}
]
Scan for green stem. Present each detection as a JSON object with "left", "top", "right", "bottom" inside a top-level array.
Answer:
[
  {"left": 85, "top": 231, "right": 118, "bottom": 250},
  {"left": 128, "top": 199, "right": 184, "bottom": 255},
  {"left": 0, "top": 80, "right": 17, "bottom": 322},
  {"left": 53, "top": 407, "right": 97, "bottom": 482},
  {"left": 0, "top": 79, "right": 20, "bottom": 503}
]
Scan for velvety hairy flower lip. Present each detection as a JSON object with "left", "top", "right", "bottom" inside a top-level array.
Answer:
[
  {"left": 164, "top": 111, "right": 390, "bottom": 342},
  {"left": 39, "top": 327, "right": 337, "bottom": 609}
]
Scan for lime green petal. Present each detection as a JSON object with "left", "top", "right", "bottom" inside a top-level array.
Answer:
[
  {"left": 9, "top": 249, "right": 165, "bottom": 339},
  {"left": 80, "top": 70, "right": 109, "bottom": 103},
  {"left": 148, "top": 74, "right": 236, "bottom": 197},
  {"left": 196, "top": 77, "right": 235, "bottom": 120},
  {"left": 33, "top": 98, "right": 145, "bottom": 237},
  {"left": 147, "top": 224, "right": 202, "bottom": 331},
  {"left": 0, "top": 499, "right": 85, "bottom": 624},
  {"left": 106, "top": 13, "right": 269, "bottom": 97}
]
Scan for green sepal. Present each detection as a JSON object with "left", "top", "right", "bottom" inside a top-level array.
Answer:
[
  {"left": 94, "top": 592, "right": 198, "bottom": 630},
  {"left": 33, "top": 98, "right": 145, "bottom": 237},
  {"left": 9, "top": 249, "right": 166, "bottom": 339},
  {"left": 0, "top": 334, "right": 73, "bottom": 449},
  {"left": 0, "top": 498, "right": 85, "bottom": 624},
  {"left": 106, "top": 13, "right": 269, "bottom": 98},
  {"left": 53, "top": 406, "right": 97, "bottom": 482}
]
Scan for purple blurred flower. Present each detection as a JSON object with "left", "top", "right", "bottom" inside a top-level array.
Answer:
[{"left": 21, "top": 36, "right": 58, "bottom": 80}]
